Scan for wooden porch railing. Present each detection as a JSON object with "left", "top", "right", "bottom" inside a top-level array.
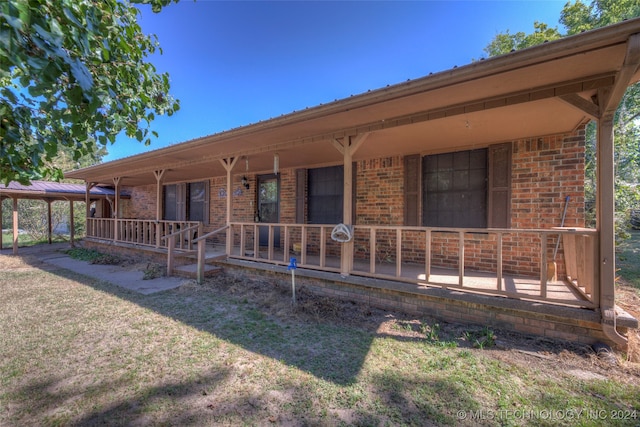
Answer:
[
  {"left": 86, "top": 218, "right": 201, "bottom": 250},
  {"left": 193, "top": 225, "right": 229, "bottom": 284},
  {"left": 162, "top": 223, "right": 201, "bottom": 276},
  {"left": 227, "top": 222, "right": 599, "bottom": 308}
]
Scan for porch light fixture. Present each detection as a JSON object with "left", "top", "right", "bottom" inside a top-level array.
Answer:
[
  {"left": 241, "top": 175, "right": 250, "bottom": 189},
  {"left": 274, "top": 153, "right": 279, "bottom": 175}
]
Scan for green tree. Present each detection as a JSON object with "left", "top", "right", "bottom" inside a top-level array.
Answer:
[
  {"left": 484, "top": 0, "right": 640, "bottom": 239},
  {"left": 483, "top": 21, "right": 562, "bottom": 57},
  {"left": 0, "top": 0, "right": 179, "bottom": 185}
]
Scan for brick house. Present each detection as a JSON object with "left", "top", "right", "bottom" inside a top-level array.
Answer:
[{"left": 67, "top": 19, "right": 640, "bottom": 349}]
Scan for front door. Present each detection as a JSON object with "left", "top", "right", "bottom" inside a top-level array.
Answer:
[{"left": 257, "top": 174, "right": 280, "bottom": 247}]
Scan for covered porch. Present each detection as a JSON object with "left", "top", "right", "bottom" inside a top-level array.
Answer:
[
  {"left": 83, "top": 217, "right": 598, "bottom": 309},
  {"left": 68, "top": 19, "right": 640, "bottom": 349}
]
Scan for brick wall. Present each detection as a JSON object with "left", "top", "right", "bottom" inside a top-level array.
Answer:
[
  {"left": 356, "top": 156, "right": 404, "bottom": 226},
  {"left": 352, "top": 126, "right": 587, "bottom": 277},
  {"left": 121, "top": 184, "right": 156, "bottom": 220}
]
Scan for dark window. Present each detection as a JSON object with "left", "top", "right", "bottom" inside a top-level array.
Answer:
[
  {"left": 163, "top": 181, "right": 209, "bottom": 223},
  {"left": 188, "top": 181, "right": 207, "bottom": 222},
  {"left": 163, "top": 184, "right": 178, "bottom": 221},
  {"left": 308, "top": 165, "right": 343, "bottom": 224},
  {"left": 422, "top": 149, "right": 487, "bottom": 228}
]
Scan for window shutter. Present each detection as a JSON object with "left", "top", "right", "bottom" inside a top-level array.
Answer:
[
  {"left": 404, "top": 154, "right": 421, "bottom": 226},
  {"left": 488, "top": 143, "right": 512, "bottom": 228},
  {"left": 203, "top": 180, "right": 210, "bottom": 225},
  {"left": 295, "top": 169, "right": 306, "bottom": 223}
]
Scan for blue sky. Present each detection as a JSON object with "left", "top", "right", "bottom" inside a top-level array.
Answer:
[{"left": 107, "top": 0, "right": 568, "bottom": 161}]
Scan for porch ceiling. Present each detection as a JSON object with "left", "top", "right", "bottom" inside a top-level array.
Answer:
[{"left": 66, "top": 18, "right": 640, "bottom": 187}]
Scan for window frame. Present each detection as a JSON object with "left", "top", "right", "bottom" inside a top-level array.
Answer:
[
  {"left": 404, "top": 143, "right": 511, "bottom": 229},
  {"left": 162, "top": 180, "right": 209, "bottom": 224}
]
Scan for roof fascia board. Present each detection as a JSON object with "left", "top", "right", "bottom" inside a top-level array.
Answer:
[{"left": 72, "top": 73, "right": 616, "bottom": 183}]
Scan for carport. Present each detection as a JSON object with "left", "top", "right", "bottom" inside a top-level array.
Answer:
[{"left": 0, "top": 181, "right": 120, "bottom": 254}]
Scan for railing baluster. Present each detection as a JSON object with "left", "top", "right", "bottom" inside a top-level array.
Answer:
[
  {"left": 253, "top": 224, "right": 259, "bottom": 259},
  {"left": 301, "top": 225, "right": 307, "bottom": 265},
  {"left": 540, "top": 233, "right": 548, "bottom": 298},
  {"left": 396, "top": 228, "right": 402, "bottom": 278},
  {"left": 458, "top": 231, "right": 465, "bottom": 286},
  {"left": 240, "top": 224, "right": 246, "bottom": 257},
  {"left": 425, "top": 229, "right": 431, "bottom": 282},
  {"left": 497, "top": 232, "right": 503, "bottom": 290},
  {"left": 320, "top": 226, "right": 326, "bottom": 268},
  {"left": 268, "top": 225, "right": 274, "bottom": 261},
  {"left": 370, "top": 228, "right": 376, "bottom": 274}
]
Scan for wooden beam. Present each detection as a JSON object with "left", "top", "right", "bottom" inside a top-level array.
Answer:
[
  {"left": 153, "top": 170, "right": 166, "bottom": 247},
  {"left": 348, "top": 132, "right": 370, "bottom": 155},
  {"left": 558, "top": 94, "right": 600, "bottom": 119},
  {"left": 12, "top": 197, "right": 18, "bottom": 255},
  {"left": 0, "top": 196, "right": 3, "bottom": 251},
  {"left": 220, "top": 157, "right": 238, "bottom": 255},
  {"left": 340, "top": 137, "right": 354, "bottom": 276},
  {"left": 85, "top": 182, "right": 96, "bottom": 218},
  {"left": 69, "top": 200, "right": 75, "bottom": 248},
  {"left": 597, "top": 118, "right": 627, "bottom": 348},
  {"left": 113, "top": 177, "right": 121, "bottom": 242},
  {"left": 600, "top": 33, "right": 640, "bottom": 120},
  {"left": 593, "top": 35, "right": 640, "bottom": 349},
  {"left": 331, "top": 138, "right": 345, "bottom": 155},
  {"left": 46, "top": 199, "right": 52, "bottom": 245},
  {"left": 153, "top": 169, "right": 166, "bottom": 221}
]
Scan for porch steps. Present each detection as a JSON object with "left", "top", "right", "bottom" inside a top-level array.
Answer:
[{"left": 172, "top": 263, "right": 222, "bottom": 279}]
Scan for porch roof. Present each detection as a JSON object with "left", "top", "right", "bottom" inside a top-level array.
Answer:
[
  {"left": 0, "top": 181, "right": 125, "bottom": 201},
  {"left": 66, "top": 18, "right": 640, "bottom": 187}
]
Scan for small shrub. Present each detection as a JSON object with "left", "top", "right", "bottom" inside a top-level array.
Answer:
[
  {"left": 90, "top": 254, "right": 122, "bottom": 265},
  {"left": 143, "top": 263, "right": 166, "bottom": 280},
  {"left": 64, "top": 248, "right": 121, "bottom": 265},
  {"left": 464, "top": 326, "right": 496, "bottom": 349}
]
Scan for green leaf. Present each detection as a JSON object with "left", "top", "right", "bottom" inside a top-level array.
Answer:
[
  {"left": 62, "top": 7, "right": 82, "bottom": 27},
  {"left": 0, "top": 0, "right": 178, "bottom": 184},
  {"left": 0, "top": 13, "right": 23, "bottom": 31},
  {"left": 69, "top": 57, "right": 93, "bottom": 92}
]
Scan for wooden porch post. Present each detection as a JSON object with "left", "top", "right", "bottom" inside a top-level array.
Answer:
[
  {"left": 154, "top": 169, "right": 166, "bottom": 247},
  {"left": 12, "top": 197, "right": 18, "bottom": 255},
  {"left": 46, "top": 199, "right": 52, "bottom": 245},
  {"left": 597, "top": 117, "right": 624, "bottom": 344},
  {"left": 0, "top": 196, "right": 3, "bottom": 251},
  {"left": 113, "top": 177, "right": 121, "bottom": 242},
  {"left": 69, "top": 199, "right": 75, "bottom": 247},
  {"left": 220, "top": 157, "right": 238, "bottom": 255},
  {"left": 595, "top": 34, "right": 640, "bottom": 348},
  {"left": 333, "top": 133, "right": 369, "bottom": 276},
  {"left": 85, "top": 182, "right": 96, "bottom": 239}
]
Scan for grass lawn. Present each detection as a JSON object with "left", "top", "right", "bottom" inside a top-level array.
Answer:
[
  {"left": 1, "top": 232, "right": 70, "bottom": 248},
  {"left": 0, "top": 246, "right": 639, "bottom": 425}
]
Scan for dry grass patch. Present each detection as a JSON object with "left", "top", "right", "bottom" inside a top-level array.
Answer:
[{"left": 0, "top": 250, "right": 639, "bottom": 426}]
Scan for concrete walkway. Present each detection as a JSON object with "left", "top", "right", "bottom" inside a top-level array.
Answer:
[{"left": 0, "top": 242, "right": 187, "bottom": 295}]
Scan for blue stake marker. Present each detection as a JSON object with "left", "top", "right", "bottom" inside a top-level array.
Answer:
[{"left": 288, "top": 257, "right": 297, "bottom": 306}]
